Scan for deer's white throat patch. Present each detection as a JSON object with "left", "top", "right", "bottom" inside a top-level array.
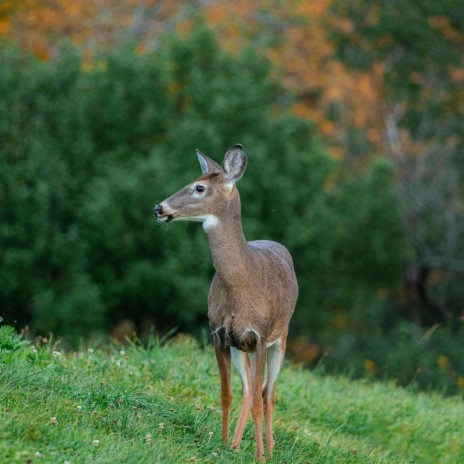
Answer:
[{"left": 202, "top": 215, "right": 219, "bottom": 231}]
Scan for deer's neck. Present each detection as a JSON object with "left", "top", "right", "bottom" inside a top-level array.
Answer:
[{"left": 204, "top": 190, "right": 252, "bottom": 284}]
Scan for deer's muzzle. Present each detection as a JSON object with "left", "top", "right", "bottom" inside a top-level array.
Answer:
[{"left": 154, "top": 203, "right": 175, "bottom": 222}]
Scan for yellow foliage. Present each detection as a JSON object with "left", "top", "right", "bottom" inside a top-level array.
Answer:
[
  {"left": 364, "top": 359, "right": 376, "bottom": 375},
  {"left": 323, "top": 170, "right": 339, "bottom": 191},
  {"left": 168, "top": 82, "right": 181, "bottom": 95},
  {"left": 429, "top": 16, "right": 463, "bottom": 43},
  {"left": 331, "top": 312, "right": 349, "bottom": 330},
  {"left": 450, "top": 67, "right": 464, "bottom": 83},
  {"left": 409, "top": 72, "right": 423, "bottom": 84},
  {"left": 377, "top": 288, "right": 389, "bottom": 300},
  {"left": 427, "top": 270, "right": 445, "bottom": 285},
  {"left": 437, "top": 355, "right": 450, "bottom": 371},
  {"left": 0, "top": 18, "right": 10, "bottom": 35},
  {"left": 288, "top": 337, "right": 320, "bottom": 364}
]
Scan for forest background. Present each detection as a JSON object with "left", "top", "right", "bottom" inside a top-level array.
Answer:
[{"left": 1, "top": 0, "right": 463, "bottom": 395}]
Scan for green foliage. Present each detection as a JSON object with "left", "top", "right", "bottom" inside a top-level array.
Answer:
[
  {"left": 319, "top": 316, "right": 464, "bottom": 396},
  {"left": 287, "top": 156, "right": 411, "bottom": 334},
  {"left": 0, "top": 325, "right": 29, "bottom": 353},
  {"left": 0, "top": 322, "right": 30, "bottom": 366},
  {"left": 1, "top": 336, "right": 463, "bottom": 463}
]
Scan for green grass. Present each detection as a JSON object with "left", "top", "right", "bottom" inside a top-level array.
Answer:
[{"left": 1, "top": 330, "right": 463, "bottom": 464}]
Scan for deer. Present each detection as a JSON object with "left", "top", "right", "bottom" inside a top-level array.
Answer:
[{"left": 154, "top": 144, "right": 298, "bottom": 461}]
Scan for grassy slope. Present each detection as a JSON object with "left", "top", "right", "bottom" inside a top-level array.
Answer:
[{"left": 1, "top": 335, "right": 463, "bottom": 464}]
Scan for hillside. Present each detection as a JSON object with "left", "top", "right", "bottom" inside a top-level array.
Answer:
[{"left": 1, "top": 329, "right": 463, "bottom": 464}]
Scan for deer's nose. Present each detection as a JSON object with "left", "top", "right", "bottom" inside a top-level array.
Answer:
[{"left": 154, "top": 204, "right": 163, "bottom": 217}]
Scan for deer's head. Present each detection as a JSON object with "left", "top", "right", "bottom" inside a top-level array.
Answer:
[{"left": 154, "top": 144, "right": 247, "bottom": 230}]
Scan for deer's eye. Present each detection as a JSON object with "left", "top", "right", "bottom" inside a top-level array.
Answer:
[{"left": 195, "top": 185, "right": 206, "bottom": 193}]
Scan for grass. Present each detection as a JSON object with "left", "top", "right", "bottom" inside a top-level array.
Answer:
[{"left": 1, "top": 328, "right": 463, "bottom": 464}]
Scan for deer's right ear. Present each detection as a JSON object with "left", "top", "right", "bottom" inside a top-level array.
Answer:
[{"left": 196, "top": 149, "right": 223, "bottom": 174}]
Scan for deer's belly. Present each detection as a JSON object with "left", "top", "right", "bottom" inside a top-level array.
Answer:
[{"left": 210, "top": 314, "right": 259, "bottom": 352}]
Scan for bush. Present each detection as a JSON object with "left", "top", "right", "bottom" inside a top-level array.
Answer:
[{"left": 317, "top": 319, "right": 464, "bottom": 396}]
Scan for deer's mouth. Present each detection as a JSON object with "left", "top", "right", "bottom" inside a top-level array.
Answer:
[{"left": 157, "top": 213, "right": 175, "bottom": 223}]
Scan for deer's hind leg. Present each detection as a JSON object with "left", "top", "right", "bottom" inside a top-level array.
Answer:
[
  {"left": 230, "top": 347, "right": 252, "bottom": 449},
  {"left": 263, "top": 332, "right": 287, "bottom": 458},
  {"left": 250, "top": 341, "right": 267, "bottom": 461}
]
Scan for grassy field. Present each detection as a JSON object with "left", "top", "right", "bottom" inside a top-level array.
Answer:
[{"left": 1, "top": 327, "right": 463, "bottom": 464}]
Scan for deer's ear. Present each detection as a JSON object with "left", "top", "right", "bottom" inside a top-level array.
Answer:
[
  {"left": 196, "top": 150, "right": 223, "bottom": 174},
  {"left": 223, "top": 144, "right": 247, "bottom": 183}
]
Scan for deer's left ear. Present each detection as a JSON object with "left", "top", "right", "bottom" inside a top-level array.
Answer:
[{"left": 223, "top": 144, "right": 247, "bottom": 183}]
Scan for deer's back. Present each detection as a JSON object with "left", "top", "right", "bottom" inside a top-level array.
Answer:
[
  {"left": 248, "top": 240, "right": 295, "bottom": 276},
  {"left": 248, "top": 239, "right": 298, "bottom": 310}
]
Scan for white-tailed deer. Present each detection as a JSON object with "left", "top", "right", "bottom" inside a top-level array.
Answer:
[{"left": 154, "top": 144, "right": 298, "bottom": 460}]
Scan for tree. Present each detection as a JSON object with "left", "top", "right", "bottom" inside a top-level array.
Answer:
[{"left": 330, "top": 0, "right": 464, "bottom": 325}]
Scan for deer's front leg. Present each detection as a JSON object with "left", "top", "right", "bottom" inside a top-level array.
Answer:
[
  {"left": 214, "top": 342, "right": 232, "bottom": 443},
  {"left": 250, "top": 341, "right": 267, "bottom": 461}
]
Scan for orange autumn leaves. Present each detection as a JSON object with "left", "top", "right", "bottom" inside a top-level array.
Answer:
[
  {"left": 0, "top": 0, "right": 184, "bottom": 59},
  {"left": 1, "top": 0, "right": 97, "bottom": 59},
  {"left": 206, "top": 0, "right": 386, "bottom": 153}
]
